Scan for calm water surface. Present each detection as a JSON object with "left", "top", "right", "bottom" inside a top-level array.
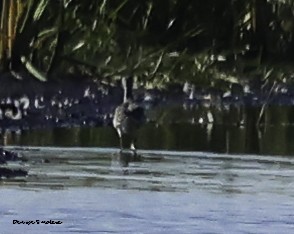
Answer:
[
  {"left": 1, "top": 105, "right": 294, "bottom": 233},
  {"left": 4, "top": 123, "right": 294, "bottom": 155},
  {"left": 1, "top": 145, "right": 294, "bottom": 233}
]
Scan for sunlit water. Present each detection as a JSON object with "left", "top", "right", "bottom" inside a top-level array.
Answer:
[{"left": 1, "top": 146, "right": 294, "bottom": 233}]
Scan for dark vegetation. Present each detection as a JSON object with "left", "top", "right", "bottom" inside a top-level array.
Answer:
[{"left": 1, "top": 0, "right": 294, "bottom": 89}]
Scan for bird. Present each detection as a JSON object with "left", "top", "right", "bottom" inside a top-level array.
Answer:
[{"left": 113, "top": 76, "right": 145, "bottom": 155}]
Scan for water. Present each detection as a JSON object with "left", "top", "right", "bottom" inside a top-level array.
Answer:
[
  {"left": 1, "top": 146, "right": 294, "bottom": 233},
  {"left": 1, "top": 104, "right": 294, "bottom": 233},
  {"left": 4, "top": 122, "right": 294, "bottom": 155}
]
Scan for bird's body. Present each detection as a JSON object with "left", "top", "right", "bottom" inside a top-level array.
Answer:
[
  {"left": 113, "top": 101, "right": 144, "bottom": 137},
  {"left": 113, "top": 77, "right": 145, "bottom": 154}
]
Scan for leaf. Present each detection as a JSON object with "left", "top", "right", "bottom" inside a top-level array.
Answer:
[
  {"left": 33, "top": 0, "right": 49, "bottom": 21},
  {"left": 109, "top": 0, "right": 128, "bottom": 20},
  {"left": 21, "top": 56, "right": 47, "bottom": 82},
  {"left": 37, "top": 27, "right": 58, "bottom": 39}
]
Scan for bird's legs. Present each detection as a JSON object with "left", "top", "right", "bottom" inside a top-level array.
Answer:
[
  {"left": 119, "top": 137, "right": 123, "bottom": 153},
  {"left": 130, "top": 142, "right": 136, "bottom": 155},
  {"left": 118, "top": 134, "right": 139, "bottom": 158},
  {"left": 130, "top": 138, "right": 140, "bottom": 159}
]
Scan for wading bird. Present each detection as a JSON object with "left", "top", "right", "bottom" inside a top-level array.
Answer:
[{"left": 113, "top": 76, "right": 145, "bottom": 155}]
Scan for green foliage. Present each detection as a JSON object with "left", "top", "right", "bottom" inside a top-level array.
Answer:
[{"left": 1, "top": 0, "right": 294, "bottom": 87}]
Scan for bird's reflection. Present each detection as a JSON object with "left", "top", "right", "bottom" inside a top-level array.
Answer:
[{"left": 111, "top": 150, "right": 141, "bottom": 175}]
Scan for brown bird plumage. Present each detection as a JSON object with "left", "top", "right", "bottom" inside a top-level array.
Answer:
[{"left": 113, "top": 76, "right": 145, "bottom": 154}]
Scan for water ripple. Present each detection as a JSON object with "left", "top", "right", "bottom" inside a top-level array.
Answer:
[{"left": 0, "top": 146, "right": 293, "bottom": 196}]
